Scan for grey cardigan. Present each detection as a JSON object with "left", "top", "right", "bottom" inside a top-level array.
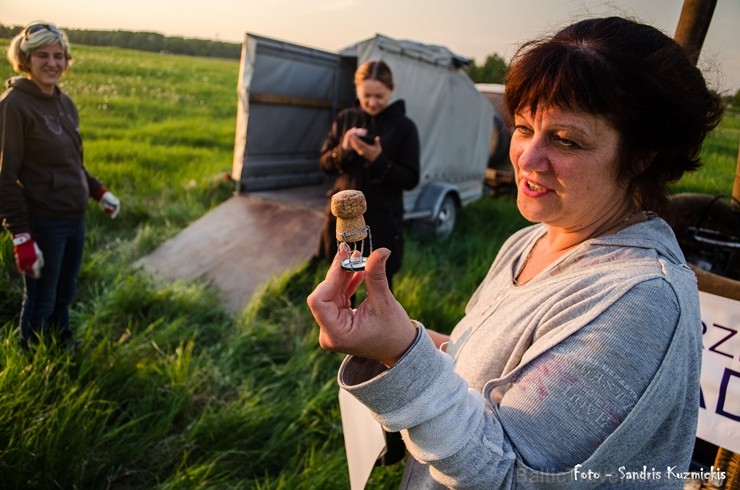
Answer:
[{"left": 340, "top": 216, "right": 701, "bottom": 489}]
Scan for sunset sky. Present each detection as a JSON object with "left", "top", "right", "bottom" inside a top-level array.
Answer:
[{"left": 4, "top": 0, "right": 739, "bottom": 92}]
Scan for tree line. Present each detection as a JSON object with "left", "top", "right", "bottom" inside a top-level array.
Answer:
[
  {"left": 1, "top": 23, "right": 510, "bottom": 83},
  {"left": 5, "top": 22, "right": 740, "bottom": 98},
  {"left": 466, "top": 53, "right": 508, "bottom": 84},
  {"left": 465, "top": 51, "right": 739, "bottom": 107},
  {"left": 0, "top": 23, "right": 242, "bottom": 60}
]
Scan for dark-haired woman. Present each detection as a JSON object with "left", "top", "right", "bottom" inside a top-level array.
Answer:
[{"left": 308, "top": 16, "right": 724, "bottom": 488}]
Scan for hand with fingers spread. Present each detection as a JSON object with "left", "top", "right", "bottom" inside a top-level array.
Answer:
[{"left": 307, "top": 247, "right": 418, "bottom": 367}]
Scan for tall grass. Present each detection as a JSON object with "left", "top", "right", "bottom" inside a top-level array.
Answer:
[{"left": 0, "top": 41, "right": 737, "bottom": 489}]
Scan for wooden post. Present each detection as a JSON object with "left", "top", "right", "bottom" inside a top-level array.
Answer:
[
  {"left": 673, "top": 1, "right": 739, "bottom": 211},
  {"left": 674, "top": 0, "right": 718, "bottom": 65}
]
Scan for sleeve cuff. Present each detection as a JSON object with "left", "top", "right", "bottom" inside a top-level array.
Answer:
[
  {"left": 338, "top": 322, "right": 454, "bottom": 416},
  {"left": 93, "top": 187, "right": 108, "bottom": 200}
]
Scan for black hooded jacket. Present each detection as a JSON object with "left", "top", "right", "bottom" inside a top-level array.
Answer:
[{"left": 317, "top": 99, "right": 420, "bottom": 277}]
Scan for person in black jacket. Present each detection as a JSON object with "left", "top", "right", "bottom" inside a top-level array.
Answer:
[
  {"left": 317, "top": 60, "right": 420, "bottom": 291},
  {"left": 0, "top": 22, "right": 121, "bottom": 350}
]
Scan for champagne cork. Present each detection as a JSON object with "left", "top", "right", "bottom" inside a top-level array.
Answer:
[{"left": 331, "top": 190, "right": 368, "bottom": 242}]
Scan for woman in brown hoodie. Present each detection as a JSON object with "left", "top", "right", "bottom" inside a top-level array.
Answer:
[{"left": 0, "top": 22, "right": 121, "bottom": 349}]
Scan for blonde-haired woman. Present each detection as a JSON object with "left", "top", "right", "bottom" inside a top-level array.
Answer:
[
  {"left": 316, "top": 59, "right": 420, "bottom": 292},
  {"left": 1, "top": 22, "right": 121, "bottom": 350}
]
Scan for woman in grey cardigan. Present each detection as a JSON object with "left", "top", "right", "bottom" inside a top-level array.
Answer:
[{"left": 308, "top": 17, "right": 724, "bottom": 489}]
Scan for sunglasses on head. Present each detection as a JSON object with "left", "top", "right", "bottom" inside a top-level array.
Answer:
[{"left": 23, "top": 23, "right": 62, "bottom": 40}]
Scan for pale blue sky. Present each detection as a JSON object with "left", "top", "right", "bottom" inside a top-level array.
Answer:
[{"left": 3, "top": 0, "right": 739, "bottom": 92}]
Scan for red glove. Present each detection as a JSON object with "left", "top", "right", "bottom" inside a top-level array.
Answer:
[{"left": 12, "top": 233, "right": 44, "bottom": 278}]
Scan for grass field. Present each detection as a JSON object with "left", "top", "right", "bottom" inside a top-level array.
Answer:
[{"left": 0, "top": 42, "right": 738, "bottom": 489}]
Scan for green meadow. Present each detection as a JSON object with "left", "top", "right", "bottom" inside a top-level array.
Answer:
[{"left": 0, "top": 42, "right": 737, "bottom": 489}]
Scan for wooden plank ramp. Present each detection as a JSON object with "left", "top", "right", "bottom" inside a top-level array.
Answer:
[{"left": 134, "top": 184, "right": 328, "bottom": 314}]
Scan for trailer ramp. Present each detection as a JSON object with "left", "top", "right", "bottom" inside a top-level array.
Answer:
[{"left": 134, "top": 184, "right": 327, "bottom": 313}]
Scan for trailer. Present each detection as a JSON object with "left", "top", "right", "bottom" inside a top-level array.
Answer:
[
  {"left": 476, "top": 83, "right": 515, "bottom": 195},
  {"left": 231, "top": 33, "right": 494, "bottom": 237}
]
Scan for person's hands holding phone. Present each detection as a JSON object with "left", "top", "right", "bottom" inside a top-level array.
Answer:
[{"left": 343, "top": 128, "right": 382, "bottom": 161}]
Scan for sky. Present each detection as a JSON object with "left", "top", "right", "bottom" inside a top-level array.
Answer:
[{"left": 3, "top": 0, "right": 739, "bottom": 93}]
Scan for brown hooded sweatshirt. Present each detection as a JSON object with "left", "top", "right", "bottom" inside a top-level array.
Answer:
[{"left": 0, "top": 77, "right": 105, "bottom": 236}]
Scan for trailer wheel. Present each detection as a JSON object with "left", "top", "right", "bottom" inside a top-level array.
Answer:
[
  {"left": 434, "top": 194, "right": 458, "bottom": 237},
  {"left": 409, "top": 194, "right": 459, "bottom": 241}
]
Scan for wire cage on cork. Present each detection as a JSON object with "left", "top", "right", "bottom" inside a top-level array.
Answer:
[{"left": 331, "top": 190, "right": 373, "bottom": 271}]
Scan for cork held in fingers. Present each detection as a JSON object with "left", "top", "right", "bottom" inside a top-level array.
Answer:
[{"left": 331, "top": 190, "right": 372, "bottom": 271}]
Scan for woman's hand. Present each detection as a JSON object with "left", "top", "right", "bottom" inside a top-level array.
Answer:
[
  {"left": 342, "top": 128, "right": 382, "bottom": 161},
  {"left": 307, "top": 247, "right": 417, "bottom": 367},
  {"left": 341, "top": 128, "right": 359, "bottom": 151}
]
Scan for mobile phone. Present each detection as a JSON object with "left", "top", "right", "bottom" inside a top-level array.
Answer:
[{"left": 357, "top": 132, "right": 375, "bottom": 144}]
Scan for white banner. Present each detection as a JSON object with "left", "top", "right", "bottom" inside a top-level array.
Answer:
[
  {"left": 697, "top": 291, "right": 740, "bottom": 453},
  {"left": 338, "top": 388, "right": 386, "bottom": 490}
]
